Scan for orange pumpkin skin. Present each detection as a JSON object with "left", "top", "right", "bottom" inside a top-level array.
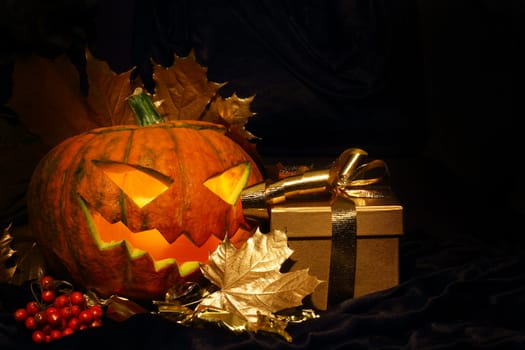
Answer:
[{"left": 27, "top": 120, "right": 263, "bottom": 300}]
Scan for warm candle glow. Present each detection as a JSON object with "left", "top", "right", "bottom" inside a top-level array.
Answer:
[{"left": 92, "top": 210, "right": 221, "bottom": 264}]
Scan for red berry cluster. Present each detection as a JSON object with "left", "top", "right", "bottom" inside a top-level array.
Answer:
[{"left": 12, "top": 275, "right": 104, "bottom": 343}]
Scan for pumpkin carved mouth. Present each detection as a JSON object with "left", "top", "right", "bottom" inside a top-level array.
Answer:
[
  {"left": 77, "top": 195, "right": 221, "bottom": 275},
  {"left": 76, "top": 160, "right": 252, "bottom": 276}
]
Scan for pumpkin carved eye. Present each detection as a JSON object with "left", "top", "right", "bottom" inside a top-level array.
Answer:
[
  {"left": 93, "top": 160, "right": 173, "bottom": 208},
  {"left": 203, "top": 162, "right": 251, "bottom": 205}
]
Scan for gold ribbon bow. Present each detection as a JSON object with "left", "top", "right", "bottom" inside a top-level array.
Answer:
[{"left": 241, "top": 148, "right": 390, "bottom": 222}]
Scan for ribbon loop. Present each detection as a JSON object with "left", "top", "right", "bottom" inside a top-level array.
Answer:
[
  {"left": 336, "top": 158, "right": 390, "bottom": 200},
  {"left": 241, "top": 148, "right": 391, "bottom": 222}
]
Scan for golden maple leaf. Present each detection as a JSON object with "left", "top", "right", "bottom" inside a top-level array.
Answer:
[
  {"left": 8, "top": 49, "right": 258, "bottom": 150},
  {"left": 198, "top": 229, "right": 322, "bottom": 324},
  {"left": 0, "top": 224, "right": 16, "bottom": 283}
]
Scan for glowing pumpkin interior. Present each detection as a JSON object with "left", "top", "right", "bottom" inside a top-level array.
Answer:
[{"left": 78, "top": 161, "right": 252, "bottom": 276}]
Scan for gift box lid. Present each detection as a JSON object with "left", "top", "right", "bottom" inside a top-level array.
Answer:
[{"left": 270, "top": 195, "right": 403, "bottom": 238}]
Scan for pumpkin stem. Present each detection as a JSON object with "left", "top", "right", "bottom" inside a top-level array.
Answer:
[{"left": 127, "top": 87, "right": 164, "bottom": 126}]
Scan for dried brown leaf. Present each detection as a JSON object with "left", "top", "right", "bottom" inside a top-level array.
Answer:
[
  {"left": 0, "top": 224, "right": 46, "bottom": 285},
  {"left": 85, "top": 50, "right": 137, "bottom": 126},
  {"left": 7, "top": 54, "right": 100, "bottom": 147},
  {"left": 8, "top": 49, "right": 259, "bottom": 154},
  {"left": 152, "top": 51, "right": 225, "bottom": 120},
  {"left": 204, "top": 93, "right": 258, "bottom": 140}
]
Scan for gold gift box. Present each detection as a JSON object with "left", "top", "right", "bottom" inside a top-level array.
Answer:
[{"left": 270, "top": 194, "right": 403, "bottom": 310}]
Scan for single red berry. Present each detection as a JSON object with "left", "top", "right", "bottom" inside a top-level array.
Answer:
[
  {"left": 45, "top": 306, "right": 59, "bottom": 315},
  {"left": 71, "top": 304, "right": 82, "bottom": 317},
  {"left": 54, "top": 294, "right": 69, "bottom": 308},
  {"left": 26, "top": 301, "right": 40, "bottom": 315},
  {"left": 13, "top": 308, "right": 28, "bottom": 322},
  {"left": 41, "top": 289, "right": 56, "bottom": 304},
  {"left": 24, "top": 316, "right": 37, "bottom": 330},
  {"left": 67, "top": 317, "right": 80, "bottom": 330},
  {"left": 62, "top": 327, "right": 74, "bottom": 337},
  {"left": 89, "top": 305, "right": 104, "bottom": 320},
  {"left": 50, "top": 329, "right": 62, "bottom": 341},
  {"left": 46, "top": 308, "right": 61, "bottom": 327},
  {"left": 31, "top": 330, "right": 46, "bottom": 343},
  {"left": 60, "top": 306, "right": 73, "bottom": 320},
  {"left": 40, "top": 275, "right": 55, "bottom": 290},
  {"left": 78, "top": 310, "right": 93, "bottom": 324},
  {"left": 69, "top": 291, "right": 84, "bottom": 306},
  {"left": 90, "top": 319, "right": 103, "bottom": 328}
]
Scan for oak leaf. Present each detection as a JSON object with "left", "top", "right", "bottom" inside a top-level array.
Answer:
[{"left": 199, "top": 229, "right": 322, "bottom": 323}]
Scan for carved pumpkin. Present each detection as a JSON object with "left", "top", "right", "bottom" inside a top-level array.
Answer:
[{"left": 27, "top": 91, "right": 263, "bottom": 300}]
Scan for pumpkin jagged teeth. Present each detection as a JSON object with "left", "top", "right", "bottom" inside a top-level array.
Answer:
[
  {"left": 124, "top": 240, "right": 147, "bottom": 259},
  {"left": 178, "top": 261, "right": 201, "bottom": 276},
  {"left": 79, "top": 194, "right": 222, "bottom": 271},
  {"left": 153, "top": 258, "right": 178, "bottom": 272}
]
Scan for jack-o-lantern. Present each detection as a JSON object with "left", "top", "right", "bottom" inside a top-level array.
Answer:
[{"left": 27, "top": 91, "right": 263, "bottom": 300}]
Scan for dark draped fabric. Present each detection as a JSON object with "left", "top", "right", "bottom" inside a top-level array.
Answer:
[
  {"left": 1, "top": 1, "right": 525, "bottom": 349},
  {"left": 2, "top": 228, "right": 525, "bottom": 350},
  {"left": 0, "top": 0, "right": 424, "bottom": 156},
  {"left": 90, "top": 0, "right": 425, "bottom": 157}
]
